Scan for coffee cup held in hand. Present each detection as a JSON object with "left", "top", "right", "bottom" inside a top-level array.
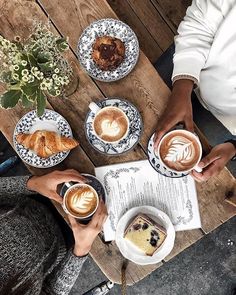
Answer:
[
  {"left": 156, "top": 130, "right": 202, "bottom": 174},
  {"left": 63, "top": 183, "right": 99, "bottom": 219},
  {"left": 89, "top": 102, "right": 129, "bottom": 143}
]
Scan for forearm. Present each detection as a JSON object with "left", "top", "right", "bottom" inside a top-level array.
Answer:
[
  {"left": 172, "top": 79, "right": 194, "bottom": 100},
  {"left": 42, "top": 249, "right": 87, "bottom": 295}
]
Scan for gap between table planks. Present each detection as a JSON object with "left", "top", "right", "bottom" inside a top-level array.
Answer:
[{"left": 0, "top": 0, "right": 235, "bottom": 285}]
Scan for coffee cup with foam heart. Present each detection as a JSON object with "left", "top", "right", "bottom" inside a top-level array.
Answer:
[
  {"left": 156, "top": 129, "right": 203, "bottom": 174},
  {"left": 88, "top": 102, "right": 130, "bottom": 144}
]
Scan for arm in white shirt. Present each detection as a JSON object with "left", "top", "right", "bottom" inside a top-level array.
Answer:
[{"left": 172, "top": 0, "right": 234, "bottom": 84}]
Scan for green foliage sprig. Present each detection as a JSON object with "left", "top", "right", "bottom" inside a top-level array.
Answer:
[{"left": 0, "top": 22, "right": 73, "bottom": 116}]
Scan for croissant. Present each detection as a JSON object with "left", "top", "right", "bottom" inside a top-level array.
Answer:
[{"left": 16, "top": 130, "right": 79, "bottom": 158}]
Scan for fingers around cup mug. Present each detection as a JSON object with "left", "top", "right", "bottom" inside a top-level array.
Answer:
[
  {"left": 50, "top": 192, "right": 63, "bottom": 204},
  {"left": 62, "top": 169, "right": 88, "bottom": 183},
  {"left": 67, "top": 214, "right": 80, "bottom": 230},
  {"left": 90, "top": 199, "right": 107, "bottom": 227},
  {"left": 154, "top": 119, "right": 178, "bottom": 149},
  {"left": 184, "top": 117, "right": 194, "bottom": 133}
]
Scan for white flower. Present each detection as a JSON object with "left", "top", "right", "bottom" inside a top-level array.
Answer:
[
  {"left": 52, "top": 73, "right": 58, "bottom": 80},
  {"left": 13, "top": 73, "right": 19, "bottom": 80},
  {"left": 22, "top": 69, "right": 29, "bottom": 76},
  {"left": 28, "top": 75, "right": 35, "bottom": 83},
  {"left": 31, "top": 66, "right": 39, "bottom": 75},
  {"left": 35, "top": 72, "right": 44, "bottom": 80},
  {"left": 22, "top": 75, "right": 29, "bottom": 82},
  {"left": 40, "top": 82, "right": 47, "bottom": 91},
  {"left": 54, "top": 68, "right": 59, "bottom": 73},
  {"left": 21, "top": 60, "right": 27, "bottom": 66},
  {"left": 56, "top": 90, "right": 60, "bottom": 95},
  {"left": 11, "top": 43, "right": 17, "bottom": 50},
  {"left": 13, "top": 65, "right": 19, "bottom": 71}
]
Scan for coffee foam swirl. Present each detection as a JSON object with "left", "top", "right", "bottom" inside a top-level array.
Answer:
[
  {"left": 70, "top": 190, "right": 96, "bottom": 214},
  {"left": 164, "top": 136, "right": 194, "bottom": 163},
  {"left": 101, "top": 119, "right": 120, "bottom": 136}
]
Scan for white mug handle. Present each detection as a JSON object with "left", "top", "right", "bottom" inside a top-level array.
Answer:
[
  {"left": 194, "top": 165, "right": 202, "bottom": 173},
  {"left": 89, "top": 102, "right": 101, "bottom": 114}
]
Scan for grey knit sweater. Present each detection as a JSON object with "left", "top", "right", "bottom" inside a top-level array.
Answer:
[{"left": 0, "top": 175, "right": 87, "bottom": 295}]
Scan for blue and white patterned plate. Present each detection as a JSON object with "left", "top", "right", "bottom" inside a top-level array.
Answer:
[
  {"left": 13, "top": 109, "right": 73, "bottom": 168},
  {"left": 77, "top": 18, "right": 139, "bottom": 82},
  {"left": 85, "top": 98, "right": 143, "bottom": 155},
  {"left": 147, "top": 133, "right": 189, "bottom": 178}
]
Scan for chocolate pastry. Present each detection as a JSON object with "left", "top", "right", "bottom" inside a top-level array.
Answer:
[{"left": 92, "top": 35, "right": 125, "bottom": 71}]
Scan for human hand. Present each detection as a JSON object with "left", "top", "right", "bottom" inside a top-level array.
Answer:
[
  {"left": 154, "top": 79, "right": 194, "bottom": 149},
  {"left": 27, "top": 169, "right": 87, "bottom": 204},
  {"left": 68, "top": 200, "right": 108, "bottom": 256},
  {"left": 191, "top": 143, "right": 236, "bottom": 182}
]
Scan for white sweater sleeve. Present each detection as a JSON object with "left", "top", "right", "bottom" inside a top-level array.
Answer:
[{"left": 172, "top": 0, "right": 231, "bottom": 83}]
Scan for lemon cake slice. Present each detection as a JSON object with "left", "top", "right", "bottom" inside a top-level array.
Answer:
[{"left": 124, "top": 214, "right": 167, "bottom": 256}]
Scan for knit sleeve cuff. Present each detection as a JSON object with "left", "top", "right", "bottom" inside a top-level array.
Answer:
[
  {"left": 172, "top": 54, "right": 205, "bottom": 85},
  {"left": 172, "top": 74, "right": 198, "bottom": 86}
]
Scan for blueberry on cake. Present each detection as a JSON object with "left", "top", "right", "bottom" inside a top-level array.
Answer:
[
  {"left": 92, "top": 35, "right": 125, "bottom": 71},
  {"left": 124, "top": 214, "right": 167, "bottom": 256}
]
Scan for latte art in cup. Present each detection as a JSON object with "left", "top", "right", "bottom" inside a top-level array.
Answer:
[
  {"left": 93, "top": 107, "right": 129, "bottom": 142},
  {"left": 65, "top": 185, "right": 99, "bottom": 218},
  {"left": 158, "top": 130, "right": 202, "bottom": 172}
]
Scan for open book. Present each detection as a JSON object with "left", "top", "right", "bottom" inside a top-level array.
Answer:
[{"left": 95, "top": 160, "right": 201, "bottom": 241}]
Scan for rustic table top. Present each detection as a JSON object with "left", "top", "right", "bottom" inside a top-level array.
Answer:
[{"left": 0, "top": 0, "right": 235, "bottom": 285}]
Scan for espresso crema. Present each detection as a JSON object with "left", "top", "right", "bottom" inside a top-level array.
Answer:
[
  {"left": 66, "top": 186, "right": 98, "bottom": 217},
  {"left": 93, "top": 107, "right": 129, "bottom": 142},
  {"left": 159, "top": 132, "right": 201, "bottom": 172}
]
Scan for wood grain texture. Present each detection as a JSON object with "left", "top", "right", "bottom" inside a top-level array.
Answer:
[
  {"left": 127, "top": 0, "right": 174, "bottom": 49},
  {"left": 107, "top": 0, "right": 163, "bottom": 63},
  {"left": 151, "top": 0, "right": 192, "bottom": 31}
]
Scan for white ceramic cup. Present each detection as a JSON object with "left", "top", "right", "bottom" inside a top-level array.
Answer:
[
  {"left": 157, "top": 129, "right": 203, "bottom": 174},
  {"left": 62, "top": 182, "right": 99, "bottom": 219},
  {"left": 88, "top": 102, "right": 130, "bottom": 143}
]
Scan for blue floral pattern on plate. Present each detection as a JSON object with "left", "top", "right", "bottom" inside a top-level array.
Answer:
[
  {"left": 84, "top": 98, "right": 143, "bottom": 155},
  {"left": 13, "top": 109, "right": 73, "bottom": 168},
  {"left": 77, "top": 18, "right": 139, "bottom": 82}
]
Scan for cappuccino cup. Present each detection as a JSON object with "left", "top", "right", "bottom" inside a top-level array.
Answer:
[
  {"left": 89, "top": 102, "right": 129, "bottom": 143},
  {"left": 156, "top": 129, "right": 202, "bottom": 174},
  {"left": 62, "top": 182, "right": 99, "bottom": 219}
]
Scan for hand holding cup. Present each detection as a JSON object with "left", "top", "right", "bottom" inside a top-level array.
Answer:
[
  {"left": 27, "top": 169, "right": 87, "bottom": 204},
  {"left": 68, "top": 200, "right": 108, "bottom": 256},
  {"left": 154, "top": 79, "right": 194, "bottom": 148}
]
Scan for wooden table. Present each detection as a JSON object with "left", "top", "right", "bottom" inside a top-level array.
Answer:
[{"left": 0, "top": 0, "right": 235, "bottom": 285}]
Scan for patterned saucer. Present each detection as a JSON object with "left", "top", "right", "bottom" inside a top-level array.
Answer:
[
  {"left": 60, "top": 173, "right": 106, "bottom": 224},
  {"left": 147, "top": 133, "right": 189, "bottom": 178},
  {"left": 13, "top": 109, "right": 73, "bottom": 168},
  {"left": 84, "top": 98, "right": 143, "bottom": 155},
  {"left": 77, "top": 18, "right": 139, "bottom": 82}
]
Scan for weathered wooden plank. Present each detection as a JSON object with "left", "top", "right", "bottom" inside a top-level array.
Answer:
[
  {"left": 151, "top": 0, "right": 192, "bottom": 32},
  {"left": 107, "top": 0, "right": 163, "bottom": 63},
  {"left": 127, "top": 0, "right": 174, "bottom": 50}
]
